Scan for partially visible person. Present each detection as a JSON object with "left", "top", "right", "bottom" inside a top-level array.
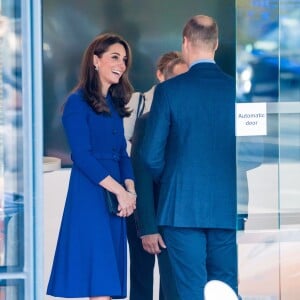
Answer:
[
  {"left": 124, "top": 51, "right": 181, "bottom": 154},
  {"left": 47, "top": 33, "right": 136, "bottom": 300},
  {"left": 163, "top": 56, "right": 189, "bottom": 81},
  {"left": 141, "top": 15, "right": 238, "bottom": 300},
  {"left": 125, "top": 52, "right": 188, "bottom": 300}
]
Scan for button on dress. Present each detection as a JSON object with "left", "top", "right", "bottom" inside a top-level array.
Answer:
[{"left": 47, "top": 90, "right": 134, "bottom": 298}]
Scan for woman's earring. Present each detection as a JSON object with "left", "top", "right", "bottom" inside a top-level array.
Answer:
[{"left": 94, "top": 65, "right": 99, "bottom": 71}]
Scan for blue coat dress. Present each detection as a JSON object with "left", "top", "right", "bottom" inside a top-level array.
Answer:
[{"left": 47, "top": 90, "right": 134, "bottom": 298}]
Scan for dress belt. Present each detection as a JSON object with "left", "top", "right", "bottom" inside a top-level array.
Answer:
[{"left": 93, "top": 152, "right": 120, "bottom": 161}]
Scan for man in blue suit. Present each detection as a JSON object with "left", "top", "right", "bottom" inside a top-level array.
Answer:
[{"left": 141, "top": 15, "right": 238, "bottom": 300}]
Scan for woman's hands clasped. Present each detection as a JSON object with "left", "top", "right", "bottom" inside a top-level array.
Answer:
[
  {"left": 99, "top": 176, "right": 136, "bottom": 218},
  {"left": 116, "top": 189, "right": 136, "bottom": 218}
]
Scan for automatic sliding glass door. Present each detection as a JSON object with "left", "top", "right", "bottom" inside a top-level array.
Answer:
[{"left": 236, "top": 1, "right": 300, "bottom": 299}]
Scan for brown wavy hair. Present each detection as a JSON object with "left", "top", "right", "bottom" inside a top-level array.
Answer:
[{"left": 74, "top": 33, "right": 133, "bottom": 117}]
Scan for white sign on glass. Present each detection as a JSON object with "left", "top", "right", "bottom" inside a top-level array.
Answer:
[{"left": 235, "top": 103, "right": 267, "bottom": 136}]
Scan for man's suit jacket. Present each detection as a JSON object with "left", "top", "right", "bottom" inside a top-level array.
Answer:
[
  {"left": 131, "top": 112, "right": 160, "bottom": 236},
  {"left": 141, "top": 62, "right": 237, "bottom": 229}
]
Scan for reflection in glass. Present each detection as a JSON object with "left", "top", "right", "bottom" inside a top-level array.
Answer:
[
  {"left": 279, "top": 6, "right": 300, "bottom": 102},
  {"left": 0, "top": 0, "right": 24, "bottom": 272},
  {"left": 236, "top": 0, "right": 279, "bottom": 103},
  {"left": 236, "top": 0, "right": 280, "bottom": 227},
  {"left": 0, "top": 279, "right": 24, "bottom": 299},
  {"left": 237, "top": 0, "right": 300, "bottom": 299}
]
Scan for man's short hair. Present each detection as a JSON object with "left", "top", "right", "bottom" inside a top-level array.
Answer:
[{"left": 182, "top": 15, "right": 218, "bottom": 50}]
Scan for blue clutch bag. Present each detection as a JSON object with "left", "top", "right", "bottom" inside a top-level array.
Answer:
[{"left": 104, "top": 189, "right": 119, "bottom": 214}]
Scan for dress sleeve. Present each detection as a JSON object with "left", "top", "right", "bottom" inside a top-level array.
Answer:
[{"left": 62, "top": 93, "right": 110, "bottom": 185}]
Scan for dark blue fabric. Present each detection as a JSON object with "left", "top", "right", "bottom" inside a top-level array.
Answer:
[
  {"left": 127, "top": 112, "right": 179, "bottom": 300},
  {"left": 126, "top": 214, "right": 156, "bottom": 300},
  {"left": 141, "top": 63, "right": 237, "bottom": 229},
  {"left": 162, "top": 227, "right": 238, "bottom": 300},
  {"left": 47, "top": 90, "right": 133, "bottom": 298}
]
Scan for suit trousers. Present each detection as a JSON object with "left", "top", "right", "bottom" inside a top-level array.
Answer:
[
  {"left": 126, "top": 215, "right": 179, "bottom": 300},
  {"left": 126, "top": 215, "right": 162, "bottom": 300},
  {"left": 162, "top": 226, "right": 238, "bottom": 300}
]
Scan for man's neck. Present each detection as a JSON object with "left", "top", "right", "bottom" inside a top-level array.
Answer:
[{"left": 188, "top": 52, "right": 215, "bottom": 66}]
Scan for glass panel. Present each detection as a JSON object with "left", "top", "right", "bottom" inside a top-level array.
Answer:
[
  {"left": 238, "top": 237, "right": 280, "bottom": 298},
  {"left": 280, "top": 240, "right": 300, "bottom": 299},
  {"left": 237, "top": 0, "right": 300, "bottom": 298},
  {"left": 0, "top": 279, "right": 24, "bottom": 299},
  {"left": 0, "top": 0, "right": 24, "bottom": 270},
  {"left": 278, "top": 1, "right": 300, "bottom": 298},
  {"left": 278, "top": 3, "right": 300, "bottom": 103},
  {"left": 236, "top": 0, "right": 281, "bottom": 298},
  {"left": 236, "top": 0, "right": 280, "bottom": 224}
]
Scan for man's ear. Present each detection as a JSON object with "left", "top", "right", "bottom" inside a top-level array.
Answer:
[
  {"left": 182, "top": 36, "right": 190, "bottom": 55},
  {"left": 156, "top": 70, "right": 165, "bottom": 83},
  {"left": 182, "top": 36, "right": 188, "bottom": 48},
  {"left": 214, "top": 39, "right": 219, "bottom": 51}
]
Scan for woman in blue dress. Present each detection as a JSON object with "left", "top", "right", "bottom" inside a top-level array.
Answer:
[{"left": 47, "top": 33, "right": 137, "bottom": 300}]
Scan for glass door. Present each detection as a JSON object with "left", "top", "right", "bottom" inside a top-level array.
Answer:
[
  {"left": 277, "top": 2, "right": 300, "bottom": 299},
  {"left": 0, "top": 2, "right": 25, "bottom": 298},
  {"left": 236, "top": 0, "right": 300, "bottom": 299},
  {"left": 0, "top": 0, "right": 43, "bottom": 299}
]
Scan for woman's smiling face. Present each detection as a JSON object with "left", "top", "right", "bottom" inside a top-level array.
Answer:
[{"left": 93, "top": 42, "right": 128, "bottom": 95}]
